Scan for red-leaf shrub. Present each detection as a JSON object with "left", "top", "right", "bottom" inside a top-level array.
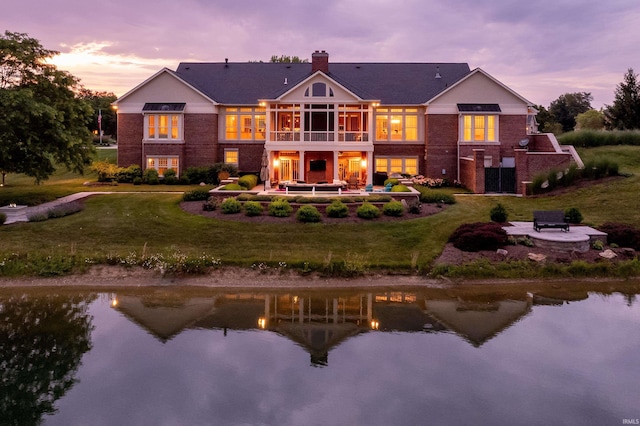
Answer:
[
  {"left": 598, "top": 223, "right": 640, "bottom": 250},
  {"left": 448, "top": 222, "right": 508, "bottom": 252}
]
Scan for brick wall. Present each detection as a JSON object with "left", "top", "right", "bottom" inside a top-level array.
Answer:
[
  {"left": 117, "top": 114, "right": 143, "bottom": 167},
  {"left": 184, "top": 113, "right": 218, "bottom": 167},
  {"left": 219, "top": 142, "right": 265, "bottom": 173},
  {"left": 425, "top": 114, "right": 458, "bottom": 180}
]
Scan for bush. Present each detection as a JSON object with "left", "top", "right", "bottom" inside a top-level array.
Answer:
[
  {"left": 133, "top": 177, "right": 143, "bottom": 185},
  {"left": 390, "top": 184, "right": 410, "bottom": 192},
  {"left": 45, "top": 202, "right": 84, "bottom": 219},
  {"left": 183, "top": 189, "right": 211, "bottom": 201},
  {"left": 184, "top": 163, "right": 239, "bottom": 185},
  {"left": 383, "top": 178, "right": 400, "bottom": 186},
  {"left": 598, "top": 223, "right": 640, "bottom": 250},
  {"left": 184, "top": 166, "right": 209, "bottom": 185},
  {"left": 220, "top": 198, "right": 242, "bottom": 214},
  {"left": 90, "top": 160, "right": 121, "bottom": 182},
  {"left": 202, "top": 197, "right": 220, "bottom": 211},
  {"left": 0, "top": 212, "right": 6, "bottom": 225},
  {"left": 116, "top": 164, "right": 143, "bottom": 183},
  {"left": 269, "top": 199, "right": 293, "bottom": 217},
  {"left": 448, "top": 222, "right": 508, "bottom": 252},
  {"left": 366, "top": 194, "right": 392, "bottom": 202},
  {"left": 238, "top": 174, "right": 258, "bottom": 190},
  {"left": 356, "top": 202, "right": 381, "bottom": 219},
  {"left": 143, "top": 168, "right": 160, "bottom": 185},
  {"left": 243, "top": 201, "right": 264, "bottom": 216},
  {"left": 163, "top": 169, "right": 178, "bottom": 185},
  {"left": 27, "top": 212, "right": 48, "bottom": 222},
  {"left": 564, "top": 207, "right": 583, "bottom": 224},
  {"left": 296, "top": 196, "right": 331, "bottom": 204},
  {"left": 407, "top": 199, "right": 421, "bottom": 214},
  {"left": 383, "top": 201, "right": 404, "bottom": 217},
  {"left": 221, "top": 183, "right": 243, "bottom": 190},
  {"left": 326, "top": 200, "right": 349, "bottom": 218},
  {"left": 418, "top": 190, "right": 456, "bottom": 205},
  {"left": 296, "top": 205, "right": 322, "bottom": 222},
  {"left": 490, "top": 203, "right": 508, "bottom": 223}
]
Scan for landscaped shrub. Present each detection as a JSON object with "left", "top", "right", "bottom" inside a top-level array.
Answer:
[
  {"left": 0, "top": 212, "right": 6, "bottom": 225},
  {"left": 243, "top": 201, "right": 264, "bottom": 216},
  {"left": 133, "top": 177, "right": 143, "bottom": 185},
  {"left": 220, "top": 198, "right": 242, "bottom": 214},
  {"left": 326, "top": 200, "right": 349, "bottom": 218},
  {"left": 183, "top": 189, "right": 211, "bottom": 201},
  {"left": 383, "top": 201, "right": 404, "bottom": 217},
  {"left": 598, "top": 223, "right": 640, "bottom": 250},
  {"left": 418, "top": 190, "right": 456, "bottom": 205},
  {"left": 407, "top": 199, "right": 421, "bottom": 214},
  {"left": 143, "top": 168, "right": 160, "bottom": 185},
  {"left": 337, "top": 197, "right": 355, "bottom": 203},
  {"left": 184, "top": 163, "right": 239, "bottom": 185},
  {"left": 390, "top": 184, "right": 410, "bottom": 192},
  {"left": 238, "top": 174, "right": 258, "bottom": 189},
  {"left": 383, "top": 178, "right": 400, "bottom": 186},
  {"left": 162, "top": 169, "right": 178, "bottom": 185},
  {"left": 236, "top": 193, "right": 253, "bottom": 201},
  {"left": 366, "top": 194, "right": 392, "bottom": 202},
  {"left": 220, "top": 183, "right": 243, "bottom": 190},
  {"left": 27, "top": 212, "right": 48, "bottom": 222},
  {"left": 296, "top": 205, "right": 322, "bottom": 222},
  {"left": 46, "top": 202, "right": 85, "bottom": 219},
  {"left": 490, "top": 203, "right": 508, "bottom": 223},
  {"left": 202, "top": 197, "right": 220, "bottom": 211},
  {"left": 296, "top": 196, "right": 331, "bottom": 204},
  {"left": 269, "top": 199, "right": 293, "bottom": 217},
  {"left": 184, "top": 166, "right": 209, "bottom": 184},
  {"left": 564, "top": 207, "right": 583, "bottom": 224},
  {"left": 90, "top": 160, "right": 121, "bottom": 182},
  {"left": 448, "top": 222, "right": 508, "bottom": 252},
  {"left": 558, "top": 129, "right": 640, "bottom": 148},
  {"left": 356, "top": 202, "right": 381, "bottom": 219},
  {"left": 116, "top": 164, "right": 143, "bottom": 183},
  {"left": 250, "top": 194, "right": 275, "bottom": 202}
]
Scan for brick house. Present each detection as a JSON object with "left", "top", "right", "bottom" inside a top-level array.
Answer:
[{"left": 114, "top": 50, "right": 581, "bottom": 194}]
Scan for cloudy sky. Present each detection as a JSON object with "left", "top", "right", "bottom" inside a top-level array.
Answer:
[{"left": 3, "top": 0, "right": 638, "bottom": 108}]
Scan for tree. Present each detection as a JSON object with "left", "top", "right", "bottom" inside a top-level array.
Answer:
[
  {"left": 575, "top": 109, "right": 605, "bottom": 130},
  {"left": 78, "top": 89, "right": 118, "bottom": 139},
  {"left": 548, "top": 92, "right": 593, "bottom": 132},
  {"left": 533, "top": 104, "right": 561, "bottom": 134},
  {"left": 269, "top": 55, "right": 308, "bottom": 63},
  {"left": 0, "top": 31, "right": 94, "bottom": 185},
  {"left": 605, "top": 68, "right": 640, "bottom": 130}
]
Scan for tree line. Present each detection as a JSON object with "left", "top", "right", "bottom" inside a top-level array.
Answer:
[{"left": 535, "top": 68, "right": 640, "bottom": 134}]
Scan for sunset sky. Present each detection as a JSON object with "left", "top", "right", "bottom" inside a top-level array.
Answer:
[{"left": 3, "top": 0, "right": 638, "bottom": 109}]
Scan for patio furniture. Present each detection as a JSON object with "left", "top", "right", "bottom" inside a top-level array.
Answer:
[
  {"left": 348, "top": 175, "right": 360, "bottom": 189},
  {"left": 533, "top": 210, "right": 570, "bottom": 232}
]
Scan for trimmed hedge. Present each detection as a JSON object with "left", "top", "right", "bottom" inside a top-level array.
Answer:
[
  {"left": 269, "top": 199, "right": 293, "bottom": 217},
  {"left": 0, "top": 212, "right": 6, "bottom": 225},
  {"left": 220, "top": 198, "right": 242, "bottom": 214},
  {"left": 238, "top": 174, "right": 258, "bottom": 189},
  {"left": 326, "top": 200, "right": 349, "bottom": 218},
  {"left": 183, "top": 189, "right": 211, "bottom": 201},
  {"left": 243, "top": 201, "right": 264, "bottom": 217},
  {"left": 383, "top": 201, "right": 404, "bottom": 217},
  {"left": 390, "top": 184, "right": 410, "bottom": 192}
]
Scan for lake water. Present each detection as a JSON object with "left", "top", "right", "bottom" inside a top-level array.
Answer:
[{"left": 1, "top": 284, "right": 639, "bottom": 426}]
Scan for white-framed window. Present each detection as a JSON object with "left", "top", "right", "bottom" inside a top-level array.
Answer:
[
  {"left": 146, "top": 156, "right": 179, "bottom": 177},
  {"left": 224, "top": 149, "right": 239, "bottom": 166},
  {"left": 374, "top": 156, "right": 418, "bottom": 175},
  {"left": 461, "top": 115, "right": 498, "bottom": 142},
  {"left": 146, "top": 114, "right": 183, "bottom": 140},
  {"left": 224, "top": 107, "right": 266, "bottom": 140},
  {"left": 375, "top": 108, "right": 419, "bottom": 141}
]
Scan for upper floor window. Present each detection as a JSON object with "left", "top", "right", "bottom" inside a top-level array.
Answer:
[
  {"left": 146, "top": 114, "right": 182, "bottom": 140},
  {"left": 375, "top": 108, "right": 419, "bottom": 141},
  {"left": 304, "top": 82, "right": 334, "bottom": 97},
  {"left": 461, "top": 115, "right": 498, "bottom": 142},
  {"left": 224, "top": 107, "right": 266, "bottom": 141}
]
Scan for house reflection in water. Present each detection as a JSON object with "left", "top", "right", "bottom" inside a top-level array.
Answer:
[{"left": 111, "top": 289, "right": 534, "bottom": 365}]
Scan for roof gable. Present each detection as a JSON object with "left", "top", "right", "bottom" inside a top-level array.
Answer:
[{"left": 272, "top": 71, "right": 367, "bottom": 103}]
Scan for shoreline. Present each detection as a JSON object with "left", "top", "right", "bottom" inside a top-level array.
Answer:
[{"left": 1, "top": 265, "right": 638, "bottom": 291}]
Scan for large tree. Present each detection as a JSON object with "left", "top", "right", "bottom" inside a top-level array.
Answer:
[
  {"left": 0, "top": 31, "right": 94, "bottom": 185},
  {"left": 605, "top": 68, "right": 640, "bottom": 130},
  {"left": 548, "top": 92, "right": 593, "bottom": 132}
]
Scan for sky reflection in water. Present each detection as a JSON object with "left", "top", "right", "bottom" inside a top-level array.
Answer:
[{"left": 2, "top": 287, "right": 637, "bottom": 426}]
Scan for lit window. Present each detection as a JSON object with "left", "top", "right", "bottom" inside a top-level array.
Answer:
[
  {"left": 225, "top": 107, "right": 265, "bottom": 140},
  {"left": 146, "top": 114, "right": 182, "bottom": 140},
  {"left": 224, "top": 149, "right": 239, "bottom": 166},
  {"left": 461, "top": 115, "right": 498, "bottom": 142},
  {"left": 146, "top": 156, "right": 179, "bottom": 177},
  {"left": 375, "top": 108, "right": 420, "bottom": 141},
  {"left": 375, "top": 157, "right": 419, "bottom": 175}
]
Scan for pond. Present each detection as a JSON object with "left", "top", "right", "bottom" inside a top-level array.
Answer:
[{"left": 1, "top": 284, "right": 639, "bottom": 425}]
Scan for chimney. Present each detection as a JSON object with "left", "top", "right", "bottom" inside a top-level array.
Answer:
[{"left": 312, "top": 50, "right": 329, "bottom": 73}]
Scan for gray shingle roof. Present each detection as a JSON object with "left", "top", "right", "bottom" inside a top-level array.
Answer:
[{"left": 175, "top": 62, "right": 470, "bottom": 105}]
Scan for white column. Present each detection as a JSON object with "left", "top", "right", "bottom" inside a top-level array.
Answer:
[
  {"left": 333, "top": 150, "right": 339, "bottom": 182},
  {"left": 367, "top": 150, "right": 374, "bottom": 185},
  {"left": 299, "top": 150, "right": 305, "bottom": 182}
]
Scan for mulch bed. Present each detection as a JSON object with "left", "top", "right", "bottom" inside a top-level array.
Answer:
[{"left": 179, "top": 200, "right": 447, "bottom": 224}]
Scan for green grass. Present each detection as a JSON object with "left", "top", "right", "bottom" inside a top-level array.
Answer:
[{"left": 2, "top": 146, "right": 640, "bottom": 277}]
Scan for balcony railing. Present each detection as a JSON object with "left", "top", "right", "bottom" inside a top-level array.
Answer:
[{"left": 270, "top": 131, "right": 369, "bottom": 143}]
